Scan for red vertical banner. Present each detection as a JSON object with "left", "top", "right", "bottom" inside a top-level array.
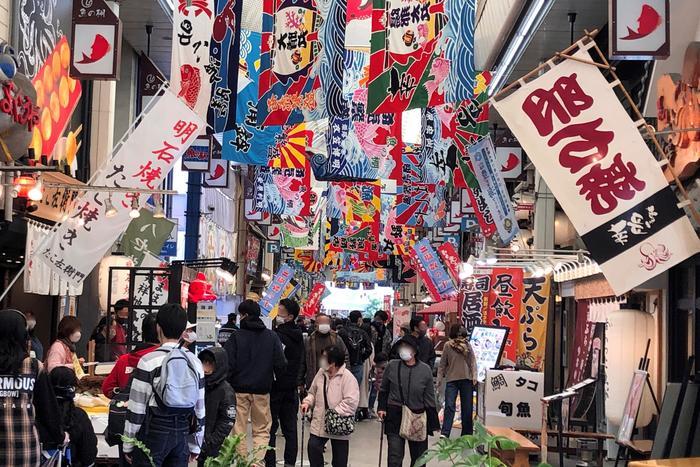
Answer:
[
  {"left": 437, "top": 242, "right": 461, "bottom": 285},
  {"left": 384, "top": 294, "right": 392, "bottom": 319},
  {"left": 303, "top": 283, "right": 327, "bottom": 317},
  {"left": 486, "top": 268, "right": 524, "bottom": 362}
]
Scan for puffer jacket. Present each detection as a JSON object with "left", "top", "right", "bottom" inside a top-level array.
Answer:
[
  {"left": 199, "top": 347, "right": 236, "bottom": 462},
  {"left": 303, "top": 365, "right": 359, "bottom": 440}
]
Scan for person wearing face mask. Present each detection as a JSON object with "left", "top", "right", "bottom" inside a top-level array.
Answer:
[
  {"left": 378, "top": 335, "right": 439, "bottom": 467},
  {"left": 409, "top": 316, "right": 436, "bottom": 371},
  {"left": 300, "top": 313, "right": 349, "bottom": 390},
  {"left": 46, "top": 316, "right": 85, "bottom": 378},
  {"left": 25, "top": 310, "right": 43, "bottom": 360},
  {"left": 91, "top": 299, "right": 129, "bottom": 362},
  {"left": 265, "top": 298, "right": 305, "bottom": 467}
]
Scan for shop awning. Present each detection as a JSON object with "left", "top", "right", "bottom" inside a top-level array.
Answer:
[{"left": 417, "top": 300, "right": 458, "bottom": 315}]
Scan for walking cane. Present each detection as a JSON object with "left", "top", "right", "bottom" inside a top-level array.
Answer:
[
  {"left": 378, "top": 421, "right": 384, "bottom": 467},
  {"left": 300, "top": 411, "right": 306, "bottom": 467}
]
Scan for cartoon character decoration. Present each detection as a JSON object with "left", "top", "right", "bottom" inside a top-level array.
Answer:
[{"left": 187, "top": 272, "right": 217, "bottom": 303}]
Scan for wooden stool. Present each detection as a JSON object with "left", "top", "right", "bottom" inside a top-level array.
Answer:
[{"left": 486, "top": 426, "right": 539, "bottom": 467}]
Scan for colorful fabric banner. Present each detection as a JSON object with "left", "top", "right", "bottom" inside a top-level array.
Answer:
[
  {"left": 486, "top": 268, "right": 523, "bottom": 362},
  {"left": 279, "top": 183, "right": 327, "bottom": 249},
  {"left": 253, "top": 164, "right": 312, "bottom": 216},
  {"left": 380, "top": 194, "right": 415, "bottom": 256},
  {"left": 460, "top": 272, "right": 490, "bottom": 336},
  {"left": 437, "top": 242, "right": 460, "bottom": 284},
  {"left": 492, "top": 47, "right": 700, "bottom": 294},
  {"left": 120, "top": 210, "right": 177, "bottom": 265},
  {"left": 516, "top": 275, "right": 551, "bottom": 371},
  {"left": 467, "top": 136, "right": 519, "bottom": 244},
  {"left": 367, "top": 0, "right": 475, "bottom": 113},
  {"left": 394, "top": 145, "right": 447, "bottom": 227},
  {"left": 410, "top": 238, "right": 456, "bottom": 301},
  {"left": 170, "top": 0, "right": 216, "bottom": 122},
  {"left": 260, "top": 264, "right": 295, "bottom": 316},
  {"left": 326, "top": 182, "right": 381, "bottom": 259},
  {"left": 257, "top": 0, "right": 345, "bottom": 125},
  {"left": 207, "top": 0, "right": 243, "bottom": 133},
  {"left": 39, "top": 90, "right": 204, "bottom": 285},
  {"left": 303, "top": 283, "right": 327, "bottom": 316}
]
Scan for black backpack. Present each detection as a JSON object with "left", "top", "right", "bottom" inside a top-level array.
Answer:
[{"left": 345, "top": 327, "right": 371, "bottom": 366}]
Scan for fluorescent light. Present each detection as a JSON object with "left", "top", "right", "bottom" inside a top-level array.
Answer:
[{"left": 489, "top": 0, "right": 556, "bottom": 96}]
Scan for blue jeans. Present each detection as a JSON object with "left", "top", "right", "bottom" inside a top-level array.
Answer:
[
  {"left": 349, "top": 364, "right": 364, "bottom": 387},
  {"left": 134, "top": 413, "right": 191, "bottom": 467},
  {"left": 441, "top": 379, "right": 474, "bottom": 437}
]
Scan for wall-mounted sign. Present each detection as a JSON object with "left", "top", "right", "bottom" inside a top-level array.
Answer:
[
  {"left": 266, "top": 241, "right": 281, "bottom": 254},
  {"left": 70, "top": 0, "right": 122, "bottom": 80},
  {"left": 495, "top": 133, "right": 523, "bottom": 180},
  {"left": 609, "top": 0, "right": 670, "bottom": 60},
  {"left": 203, "top": 158, "right": 229, "bottom": 188},
  {"left": 139, "top": 52, "right": 166, "bottom": 110},
  {"left": 182, "top": 136, "right": 211, "bottom": 171}
]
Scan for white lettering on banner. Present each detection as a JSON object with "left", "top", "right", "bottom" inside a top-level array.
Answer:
[
  {"left": 38, "top": 90, "right": 205, "bottom": 286},
  {"left": 492, "top": 46, "right": 700, "bottom": 295},
  {"left": 467, "top": 136, "right": 519, "bottom": 244},
  {"left": 170, "top": 0, "right": 215, "bottom": 123}
]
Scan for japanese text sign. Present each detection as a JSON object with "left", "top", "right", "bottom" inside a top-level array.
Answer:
[
  {"left": 303, "top": 283, "right": 327, "bottom": 317},
  {"left": 492, "top": 47, "right": 700, "bottom": 294},
  {"left": 467, "top": 136, "right": 519, "bottom": 244},
  {"left": 437, "top": 242, "right": 461, "bottom": 285},
  {"left": 120, "top": 209, "right": 176, "bottom": 265},
  {"left": 483, "top": 369, "right": 543, "bottom": 430},
  {"left": 486, "top": 268, "right": 524, "bottom": 363},
  {"left": 460, "top": 272, "right": 491, "bottom": 335},
  {"left": 38, "top": 90, "right": 205, "bottom": 285},
  {"left": 410, "top": 238, "right": 457, "bottom": 302},
  {"left": 259, "top": 264, "right": 295, "bottom": 316},
  {"left": 469, "top": 324, "right": 508, "bottom": 382},
  {"left": 516, "top": 275, "right": 551, "bottom": 371}
]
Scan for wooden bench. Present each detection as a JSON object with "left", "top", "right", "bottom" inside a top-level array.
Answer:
[
  {"left": 486, "top": 426, "right": 539, "bottom": 467},
  {"left": 515, "top": 428, "right": 614, "bottom": 467},
  {"left": 629, "top": 459, "right": 700, "bottom": 467}
]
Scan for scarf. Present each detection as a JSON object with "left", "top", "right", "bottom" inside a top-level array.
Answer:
[
  {"left": 448, "top": 337, "right": 469, "bottom": 355},
  {"left": 60, "top": 337, "right": 76, "bottom": 353}
]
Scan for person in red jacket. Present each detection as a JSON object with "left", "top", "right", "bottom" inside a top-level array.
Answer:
[{"left": 101, "top": 314, "right": 159, "bottom": 398}]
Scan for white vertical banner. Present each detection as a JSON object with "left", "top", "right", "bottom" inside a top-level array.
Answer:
[
  {"left": 38, "top": 90, "right": 206, "bottom": 285},
  {"left": 492, "top": 45, "right": 700, "bottom": 295},
  {"left": 170, "top": 0, "right": 216, "bottom": 122},
  {"left": 467, "top": 136, "right": 520, "bottom": 244}
]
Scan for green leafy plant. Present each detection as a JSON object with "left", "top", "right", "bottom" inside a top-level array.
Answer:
[
  {"left": 415, "top": 422, "right": 520, "bottom": 467},
  {"left": 204, "top": 434, "right": 272, "bottom": 467},
  {"left": 120, "top": 435, "right": 156, "bottom": 467}
]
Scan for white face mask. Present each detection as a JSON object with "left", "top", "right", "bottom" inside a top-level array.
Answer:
[
  {"left": 399, "top": 347, "right": 414, "bottom": 362},
  {"left": 318, "top": 323, "right": 331, "bottom": 334},
  {"left": 70, "top": 332, "right": 82, "bottom": 343},
  {"left": 275, "top": 315, "right": 287, "bottom": 325},
  {"left": 319, "top": 357, "right": 329, "bottom": 371}
]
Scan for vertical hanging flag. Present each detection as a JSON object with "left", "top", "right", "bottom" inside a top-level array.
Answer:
[
  {"left": 467, "top": 136, "right": 519, "bottom": 244},
  {"left": 207, "top": 0, "right": 243, "bottom": 133},
  {"left": 516, "top": 275, "right": 551, "bottom": 371},
  {"left": 367, "top": 0, "right": 475, "bottom": 113},
  {"left": 170, "top": 0, "right": 216, "bottom": 122},
  {"left": 303, "top": 282, "right": 327, "bottom": 316},
  {"left": 260, "top": 264, "right": 295, "bottom": 315},
  {"left": 437, "top": 242, "right": 461, "bottom": 284},
  {"left": 410, "top": 238, "right": 456, "bottom": 301},
  {"left": 460, "top": 272, "right": 490, "bottom": 336},
  {"left": 486, "top": 268, "right": 523, "bottom": 362},
  {"left": 492, "top": 47, "right": 700, "bottom": 294}
]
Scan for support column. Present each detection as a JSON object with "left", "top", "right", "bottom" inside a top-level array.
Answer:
[
  {"left": 234, "top": 171, "right": 248, "bottom": 296},
  {"left": 533, "top": 172, "right": 555, "bottom": 250},
  {"left": 184, "top": 172, "right": 202, "bottom": 260}
]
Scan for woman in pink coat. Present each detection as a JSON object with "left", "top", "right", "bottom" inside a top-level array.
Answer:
[
  {"left": 45, "top": 316, "right": 84, "bottom": 376},
  {"left": 301, "top": 345, "right": 360, "bottom": 467}
]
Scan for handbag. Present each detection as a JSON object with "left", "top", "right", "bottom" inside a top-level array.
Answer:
[
  {"left": 106, "top": 385, "right": 131, "bottom": 446},
  {"left": 397, "top": 363, "right": 427, "bottom": 442},
  {"left": 323, "top": 374, "right": 355, "bottom": 436}
]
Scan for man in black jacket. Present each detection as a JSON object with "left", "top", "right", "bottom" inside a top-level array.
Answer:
[
  {"left": 410, "top": 315, "right": 436, "bottom": 370},
  {"left": 225, "top": 300, "right": 287, "bottom": 463},
  {"left": 198, "top": 347, "right": 236, "bottom": 466},
  {"left": 217, "top": 312, "right": 238, "bottom": 346},
  {"left": 338, "top": 310, "right": 372, "bottom": 386},
  {"left": 265, "top": 298, "right": 304, "bottom": 467}
]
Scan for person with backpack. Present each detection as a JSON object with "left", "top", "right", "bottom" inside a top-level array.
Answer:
[
  {"left": 48, "top": 367, "right": 98, "bottom": 467},
  {"left": 300, "top": 313, "right": 349, "bottom": 390},
  {"left": 265, "top": 298, "right": 305, "bottom": 467},
  {"left": 197, "top": 347, "right": 236, "bottom": 466},
  {"left": 0, "top": 309, "right": 64, "bottom": 467},
  {"left": 123, "top": 303, "right": 205, "bottom": 466},
  {"left": 338, "top": 310, "right": 372, "bottom": 387},
  {"left": 225, "top": 299, "right": 287, "bottom": 463},
  {"left": 217, "top": 312, "right": 238, "bottom": 347}
]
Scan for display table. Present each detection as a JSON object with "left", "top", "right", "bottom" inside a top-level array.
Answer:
[
  {"left": 628, "top": 460, "right": 700, "bottom": 467},
  {"left": 486, "top": 426, "right": 538, "bottom": 467}
]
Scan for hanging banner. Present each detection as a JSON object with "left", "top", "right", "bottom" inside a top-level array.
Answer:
[
  {"left": 492, "top": 47, "right": 700, "bottom": 295},
  {"left": 367, "top": 0, "right": 476, "bottom": 113},
  {"left": 516, "top": 275, "right": 551, "bottom": 371},
  {"left": 395, "top": 145, "right": 448, "bottom": 228},
  {"left": 170, "top": 0, "right": 216, "bottom": 122},
  {"left": 437, "top": 242, "right": 461, "bottom": 285},
  {"left": 467, "top": 136, "right": 519, "bottom": 245},
  {"left": 39, "top": 90, "right": 205, "bottom": 285},
  {"left": 257, "top": 0, "right": 345, "bottom": 125},
  {"left": 410, "top": 238, "right": 457, "bottom": 302},
  {"left": 207, "top": 0, "right": 243, "bottom": 133},
  {"left": 380, "top": 195, "right": 415, "bottom": 256},
  {"left": 609, "top": 0, "right": 670, "bottom": 60},
  {"left": 70, "top": 0, "right": 122, "bottom": 80},
  {"left": 259, "top": 264, "right": 295, "bottom": 316},
  {"left": 390, "top": 253, "right": 417, "bottom": 283},
  {"left": 139, "top": 52, "right": 166, "bottom": 99},
  {"left": 327, "top": 181, "right": 381, "bottom": 258},
  {"left": 303, "top": 283, "right": 327, "bottom": 316},
  {"left": 486, "top": 268, "right": 524, "bottom": 363},
  {"left": 460, "top": 272, "right": 490, "bottom": 336},
  {"left": 120, "top": 210, "right": 177, "bottom": 265}
]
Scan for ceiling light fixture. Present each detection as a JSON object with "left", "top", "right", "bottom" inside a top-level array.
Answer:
[
  {"left": 105, "top": 195, "right": 118, "bottom": 218},
  {"left": 153, "top": 198, "right": 165, "bottom": 218},
  {"left": 129, "top": 196, "right": 140, "bottom": 219},
  {"left": 27, "top": 177, "right": 43, "bottom": 201}
]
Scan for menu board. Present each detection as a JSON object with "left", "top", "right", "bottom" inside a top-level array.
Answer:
[{"left": 469, "top": 325, "right": 508, "bottom": 382}]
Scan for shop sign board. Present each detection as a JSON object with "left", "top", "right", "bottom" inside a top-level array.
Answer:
[
  {"left": 182, "top": 136, "right": 211, "bottom": 172},
  {"left": 495, "top": 136, "right": 523, "bottom": 180},
  {"left": 486, "top": 268, "right": 524, "bottom": 363},
  {"left": 467, "top": 136, "right": 519, "bottom": 244},
  {"left": 516, "top": 275, "right": 551, "bottom": 371},
  {"left": 203, "top": 159, "right": 230, "bottom": 188},
  {"left": 483, "top": 369, "right": 543, "bottom": 431},
  {"left": 470, "top": 325, "right": 508, "bottom": 382},
  {"left": 392, "top": 306, "right": 411, "bottom": 338},
  {"left": 70, "top": 0, "right": 122, "bottom": 80},
  {"left": 492, "top": 47, "right": 700, "bottom": 295},
  {"left": 245, "top": 235, "right": 261, "bottom": 276},
  {"left": 196, "top": 301, "right": 217, "bottom": 343},
  {"left": 38, "top": 90, "right": 204, "bottom": 285},
  {"left": 259, "top": 264, "right": 295, "bottom": 316},
  {"left": 609, "top": 0, "right": 670, "bottom": 60},
  {"left": 410, "top": 238, "right": 457, "bottom": 302},
  {"left": 460, "top": 272, "right": 491, "bottom": 336},
  {"left": 139, "top": 52, "right": 166, "bottom": 98},
  {"left": 121, "top": 210, "right": 176, "bottom": 265}
]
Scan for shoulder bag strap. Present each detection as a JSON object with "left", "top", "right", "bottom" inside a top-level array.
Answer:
[
  {"left": 323, "top": 374, "right": 329, "bottom": 411},
  {"left": 397, "top": 363, "right": 413, "bottom": 407}
]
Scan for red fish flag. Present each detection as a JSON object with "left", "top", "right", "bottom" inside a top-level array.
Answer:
[
  {"left": 486, "top": 268, "right": 523, "bottom": 362},
  {"left": 303, "top": 283, "right": 327, "bottom": 317}
]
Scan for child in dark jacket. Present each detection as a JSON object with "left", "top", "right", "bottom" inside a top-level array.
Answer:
[{"left": 198, "top": 347, "right": 237, "bottom": 466}]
